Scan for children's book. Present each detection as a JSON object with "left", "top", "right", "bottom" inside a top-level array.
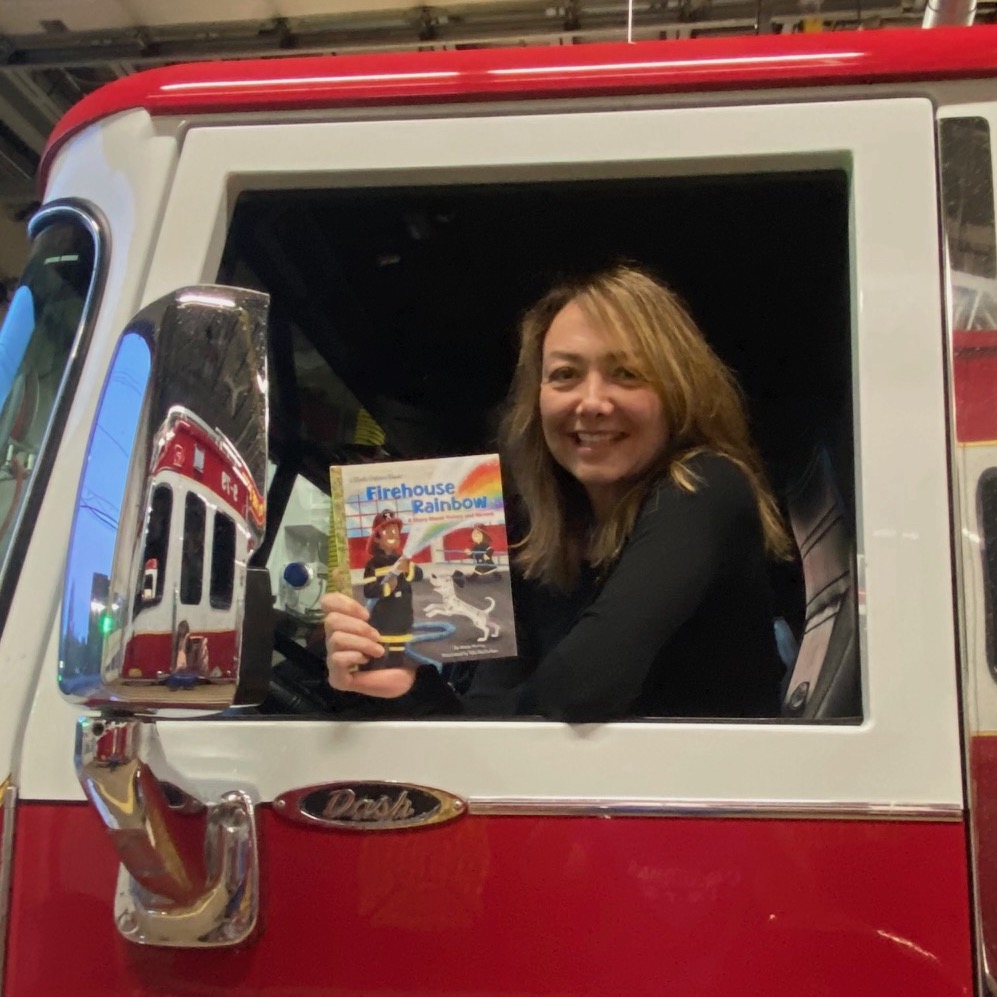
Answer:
[{"left": 328, "top": 454, "right": 517, "bottom": 672}]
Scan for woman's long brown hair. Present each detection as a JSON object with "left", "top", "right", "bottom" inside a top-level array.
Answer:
[{"left": 500, "top": 264, "right": 791, "bottom": 589}]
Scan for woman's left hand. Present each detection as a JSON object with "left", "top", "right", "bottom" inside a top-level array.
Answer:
[{"left": 321, "top": 592, "right": 418, "bottom": 698}]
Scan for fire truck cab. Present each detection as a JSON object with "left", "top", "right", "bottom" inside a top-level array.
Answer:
[{"left": 1, "top": 25, "right": 996, "bottom": 996}]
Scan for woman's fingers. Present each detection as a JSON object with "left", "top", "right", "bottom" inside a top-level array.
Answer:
[
  {"left": 323, "top": 611, "right": 383, "bottom": 649},
  {"left": 328, "top": 648, "right": 372, "bottom": 672},
  {"left": 321, "top": 591, "right": 383, "bottom": 662},
  {"left": 328, "top": 662, "right": 418, "bottom": 698},
  {"left": 320, "top": 590, "right": 416, "bottom": 698},
  {"left": 320, "top": 591, "right": 368, "bottom": 620},
  {"left": 325, "top": 622, "right": 385, "bottom": 663}
]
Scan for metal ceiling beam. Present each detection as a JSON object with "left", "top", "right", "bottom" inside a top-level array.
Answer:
[
  {"left": 0, "top": 73, "right": 58, "bottom": 152},
  {"left": 0, "top": 0, "right": 948, "bottom": 72}
]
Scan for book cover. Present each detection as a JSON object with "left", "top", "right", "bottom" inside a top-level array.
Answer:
[{"left": 328, "top": 454, "right": 517, "bottom": 672}]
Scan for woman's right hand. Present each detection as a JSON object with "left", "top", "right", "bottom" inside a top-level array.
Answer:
[{"left": 320, "top": 592, "right": 417, "bottom": 698}]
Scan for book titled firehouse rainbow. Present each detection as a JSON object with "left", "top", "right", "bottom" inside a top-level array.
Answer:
[{"left": 328, "top": 454, "right": 517, "bottom": 671}]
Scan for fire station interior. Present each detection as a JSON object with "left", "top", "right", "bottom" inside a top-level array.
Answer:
[{"left": 216, "top": 167, "right": 858, "bottom": 722}]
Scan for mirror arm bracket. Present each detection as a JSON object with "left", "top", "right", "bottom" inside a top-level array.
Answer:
[{"left": 75, "top": 716, "right": 259, "bottom": 948}]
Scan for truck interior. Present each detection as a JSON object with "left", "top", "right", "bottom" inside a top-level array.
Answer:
[{"left": 215, "top": 168, "right": 858, "bottom": 722}]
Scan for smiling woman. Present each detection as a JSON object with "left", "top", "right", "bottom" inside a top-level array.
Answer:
[
  {"left": 322, "top": 264, "right": 792, "bottom": 722},
  {"left": 506, "top": 265, "right": 790, "bottom": 589},
  {"left": 538, "top": 300, "right": 666, "bottom": 520}
]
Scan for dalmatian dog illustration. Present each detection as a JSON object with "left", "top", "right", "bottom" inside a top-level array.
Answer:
[{"left": 424, "top": 571, "right": 501, "bottom": 642}]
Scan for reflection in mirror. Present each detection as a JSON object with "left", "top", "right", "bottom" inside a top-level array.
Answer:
[
  {"left": 59, "top": 286, "right": 270, "bottom": 713},
  {"left": 61, "top": 332, "right": 150, "bottom": 692}
]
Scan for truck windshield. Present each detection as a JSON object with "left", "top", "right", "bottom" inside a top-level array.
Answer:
[{"left": 0, "top": 211, "right": 98, "bottom": 571}]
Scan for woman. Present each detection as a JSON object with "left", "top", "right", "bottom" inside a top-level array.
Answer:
[{"left": 321, "top": 264, "right": 791, "bottom": 721}]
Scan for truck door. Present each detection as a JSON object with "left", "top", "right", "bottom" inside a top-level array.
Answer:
[
  {"left": 938, "top": 101, "right": 997, "bottom": 995},
  {"left": 8, "top": 95, "right": 972, "bottom": 995}
]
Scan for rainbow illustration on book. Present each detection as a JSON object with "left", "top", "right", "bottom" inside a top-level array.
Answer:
[
  {"left": 399, "top": 457, "right": 503, "bottom": 559},
  {"left": 456, "top": 457, "right": 503, "bottom": 505},
  {"left": 328, "top": 453, "right": 507, "bottom": 575}
]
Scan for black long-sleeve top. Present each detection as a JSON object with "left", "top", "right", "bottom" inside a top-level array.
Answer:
[{"left": 389, "top": 452, "right": 784, "bottom": 722}]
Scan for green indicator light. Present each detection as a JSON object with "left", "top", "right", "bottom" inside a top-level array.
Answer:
[{"left": 99, "top": 613, "right": 114, "bottom": 636}]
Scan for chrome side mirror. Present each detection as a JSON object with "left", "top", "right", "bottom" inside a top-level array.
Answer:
[
  {"left": 59, "top": 285, "right": 271, "bottom": 713},
  {"left": 59, "top": 285, "right": 271, "bottom": 948}
]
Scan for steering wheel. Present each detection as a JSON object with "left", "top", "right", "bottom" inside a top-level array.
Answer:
[{"left": 263, "top": 627, "right": 339, "bottom": 715}]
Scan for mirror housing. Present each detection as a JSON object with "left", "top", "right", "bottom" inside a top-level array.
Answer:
[{"left": 59, "top": 286, "right": 271, "bottom": 714}]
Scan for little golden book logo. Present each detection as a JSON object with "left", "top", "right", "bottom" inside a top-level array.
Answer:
[{"left": 274, "top": 781, "right": 467, "bottom": 831}]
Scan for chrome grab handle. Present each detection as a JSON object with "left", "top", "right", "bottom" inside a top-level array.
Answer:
[{"left": 76, "top": 717, "right": 258, "bottom": 947}]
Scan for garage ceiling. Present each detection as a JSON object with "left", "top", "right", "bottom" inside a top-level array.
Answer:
[{"left": 0, "top": 0, "right": 967, "bottom": 218}]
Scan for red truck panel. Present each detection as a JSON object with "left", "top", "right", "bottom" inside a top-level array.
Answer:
[{"left": 5, "top": 802, "right": 974, "bottom": 996}]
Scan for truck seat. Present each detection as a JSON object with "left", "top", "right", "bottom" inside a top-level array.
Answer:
[{"left": 781, "top": 447, "right": 861, "bottom": 720}]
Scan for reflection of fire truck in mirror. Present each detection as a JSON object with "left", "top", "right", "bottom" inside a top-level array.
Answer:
[{"left": 121, "top": 407, "right": 264, "bottom": 687}]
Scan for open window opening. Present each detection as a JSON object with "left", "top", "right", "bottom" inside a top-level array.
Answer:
[
  {"left": 217, "top": 170, "right": 858, "bottom": 723},
  {"left": 136, "top": 483, "right": 171, "bottom": 612},
  {"left": 210, "top": 511, "right": 236, "bottom": 610},
  {"left": 180, "top": 492, "right": 206, "bottom": 606}
]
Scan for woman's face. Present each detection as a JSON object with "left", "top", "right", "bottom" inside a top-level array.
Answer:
[
  {"left": 471, "top": 529, "right": 483, "bottom": 543},
  {"left": 539, "top": 300, "right": 666, "bottom": 516}
]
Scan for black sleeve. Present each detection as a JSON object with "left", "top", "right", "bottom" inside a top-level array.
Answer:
[
  {"left": 384, "top": 653, "right": 530, "bottom": 718},
  {"left": 380, "top": 665, "right": 463, "bottom": 716},
  {"left": 516, "top": 457, "right": 754, "bottom": 722},
  {"left": 458, "top": 653, "right": 532, "bottom": 715}
]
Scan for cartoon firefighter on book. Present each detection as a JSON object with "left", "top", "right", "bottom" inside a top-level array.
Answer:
[
  {"left": 464, "top": 523, "right": 500, "bottom": 581},
  {"left": 362, "top": 509, "right": 424, "bottom": 664}
]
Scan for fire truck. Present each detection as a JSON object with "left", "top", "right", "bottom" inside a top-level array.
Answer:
[
  {"left": 1, "top": 22, "right": 996, "bottom": 996},
  {"left": 120, "top": 406, "right": 264, "bottom": 687}
]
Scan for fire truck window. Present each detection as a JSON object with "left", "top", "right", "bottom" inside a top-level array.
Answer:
[
  {"left": 941, "top": 117, "right": 996, "bottom": 284},
  {"left": 940, "top": 118, "right": 997, "bottom": 331},
  {"left": 0, "top": 214, "right": 97, "bottom": 591},
  {"left": 180, "top": 493, "right": 206, "bottom": 605},
  {"left": 223, "top": 171, "right": 857, "bottom": 721},
  {"left": 979, "top": 470, "right": 997, "bottom": 678},
  {"left": 210, "top": 512, "right": 236, "bottom": 609},
  {"left": 137, "top": 484, "right": 171, "bottom": 611},
  {"left": 268, "top": 472, "right": 329, "bottom": 619}
]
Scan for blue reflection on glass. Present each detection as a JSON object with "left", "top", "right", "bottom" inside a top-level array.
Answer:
[
  {"left": 59, "top": 331, "right": 151, "bottom": 695},
  {"left": 0, "top": 287, "right": 36, "bottom": 403}
]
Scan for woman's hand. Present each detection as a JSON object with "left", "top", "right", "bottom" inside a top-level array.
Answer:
[{"left": 320, "top": 592, "right": 417, "bottom": 698}]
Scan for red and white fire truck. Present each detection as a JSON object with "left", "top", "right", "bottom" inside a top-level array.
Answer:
[
  {"left": 121, "top": 407, "right": 265, "bottom": 687},
  {"left": 2, "top": 22, "right": 997, "bottom": 996}
]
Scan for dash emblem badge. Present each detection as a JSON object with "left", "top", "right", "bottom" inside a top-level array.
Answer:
[{"left": 274, "top": 781, "right": 466, "bottom": 831}]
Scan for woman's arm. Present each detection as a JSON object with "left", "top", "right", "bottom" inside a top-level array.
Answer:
[{"left": 517, "top": 455, "right": 757, "bottom": 722}]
